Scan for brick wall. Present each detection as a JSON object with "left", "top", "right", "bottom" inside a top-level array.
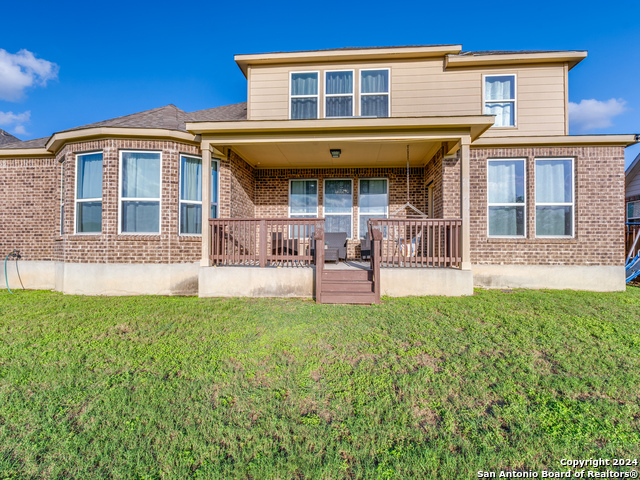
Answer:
[
  {"left": 254, "top": 167, "right": 425, "bottom": 259},
  {"left": 57, "top": 139, "right": 203, "bottom": 264},
  {"left": 0, "top": 157, "right": 58, "bottom": 261},
  {"left": 219, "top": 150, "right": 255, "bottom": 218},
  {"left": 468, "top": 146, "right": 626, "bottom": 266}
]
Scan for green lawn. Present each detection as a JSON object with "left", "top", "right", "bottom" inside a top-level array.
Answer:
[{"left": 0, "top": 288, "right": 639, "bottom": 479}]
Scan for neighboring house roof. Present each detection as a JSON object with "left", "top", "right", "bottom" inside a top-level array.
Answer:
[{"left": 0, "top": 129, "right": 20, "bottom": 146}]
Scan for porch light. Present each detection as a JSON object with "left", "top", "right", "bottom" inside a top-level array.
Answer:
[{"left": 330, "top": 149, "right": 341, "bottom": 158}]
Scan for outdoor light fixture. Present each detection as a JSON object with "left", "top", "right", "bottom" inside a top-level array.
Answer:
[{"left": 330, "top": 149, "right": 341, "bottom": 158}]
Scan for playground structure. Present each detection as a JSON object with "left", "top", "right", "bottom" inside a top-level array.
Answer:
[{"left": 626, "top": 223, "right": 640, "bottom": 283}]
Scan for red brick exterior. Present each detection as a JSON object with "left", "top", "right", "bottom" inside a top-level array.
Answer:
[
  {"left": 0, "top": 157, "right": 58, "bottom": 261},
  {"left": 469, "top": 146, "right": 626, "bottom": 266},
  {"left": 0, "top": 140, "right": 627, "bottom": 268}
]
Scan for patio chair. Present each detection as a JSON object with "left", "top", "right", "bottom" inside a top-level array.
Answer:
[
  {"left": 360, "top": 232, "right": 371, "bottom": 260},
  {"left": 325, "top": 232, "right": 347, "bottom": 261}
]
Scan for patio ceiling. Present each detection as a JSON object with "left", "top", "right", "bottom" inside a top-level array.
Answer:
[{"left": 191, "top": 115, "right": 495, "bottom": 168}]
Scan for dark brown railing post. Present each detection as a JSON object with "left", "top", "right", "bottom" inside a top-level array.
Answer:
[
  {"left": 259, "top": 219, "right": 267, "bottom": 268},
  {"left": 371, "top": 227, "right": 382, "bottom": 304},
  {"left": 315, "top": 224, "right": 324, "bottom": 304}
]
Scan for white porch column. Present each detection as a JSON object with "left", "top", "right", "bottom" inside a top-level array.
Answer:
[
  {"left": 460, "top": 138, "right": 471, "bottom": 270},
  {"left": 200, "top": 147, "right": 212, "bottom": 267}
]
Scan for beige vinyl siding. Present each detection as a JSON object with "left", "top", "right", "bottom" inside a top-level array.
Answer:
[
  {"left": 627, "top": 171, "right": 640, "bottom": 197},
  {"left": 249, "top": 59, "right": 567, "bottom": 137}
]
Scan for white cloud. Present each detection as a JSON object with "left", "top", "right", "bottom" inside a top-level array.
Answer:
[
  {"left": 569, "top": 98, "right": 627, "bottom": 132},
  {"left": 0, "top": 110, "right": 31, "bottom": 135},
  {"left": 0, "top": 49, "right": 59, "bottom": 101}
]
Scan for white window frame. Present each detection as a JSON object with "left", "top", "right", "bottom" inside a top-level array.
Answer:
[
  {"left": 534, "top": 157, "right": 575, "bottom": 238},
  {"left": 118, "top": 149, "right": 162, "bottom": 235},
  {"left": 487, "top": 158, "right": 527, "bottom": 238},
  {"left": 357, "top": 177, "right": 389, "bottom": 239},
  {"left": 324, "top": 69, "right": 355, "bottom": 118},
  {"left": 323, "top": 178, "right": 354, "bottom": 239},
  {"left": 359, "top": 68, "right": 391, "bottom": 118},
  {"left": 289, "top": 71, "right": 320, "bottom": 120},
  {"left": 210, "top": 157, "right": 220, "bottom": 221},
  {"left": 288, "top": 179, "right": 319, "bottom": 218},
  {"left": 74, "top": 151, "right": 103, "bottom": 235},
  {"left": 483, "top": 73, "right": 517, "bottom": 128},
  {"left": 178, "top": 155, "right": 220, "bottom": 236}
]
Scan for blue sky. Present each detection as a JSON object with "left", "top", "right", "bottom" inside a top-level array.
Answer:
[{"left": 1, "top": 0, "right": 638, "bottom": 165}]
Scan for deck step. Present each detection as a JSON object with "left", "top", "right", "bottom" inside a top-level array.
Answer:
[
  {"left": 322, "top": 280, "right": 374, "bottom": 293},
  {"left": 322, "top": 269, "right": 372, "bottom": 281},
  {"left": 321, "top": 292, "right": 378, "bottom": 304}
]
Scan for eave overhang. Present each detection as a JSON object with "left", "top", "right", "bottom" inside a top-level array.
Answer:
[
  {"left": 235, "top": 45, "right": 463, "bottom": 77},
  {"left": 0, "top": 148, "right": 53, "bottom": 158},
  {"left": 45, "top": 127, "right": 200, "bottom": 152},
  {"left": 445, "top": 51, "right": 588, "bottom": 70},
  {"left": 473, "top": 134, "right": 639, "bottom": 148},
  {"left": 188, "top": 115, "right": 495, "bottom": 142}
]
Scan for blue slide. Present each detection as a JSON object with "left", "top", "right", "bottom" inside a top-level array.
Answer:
[{"left": 627, "top": 253, "right": 640, "bottom": 283}]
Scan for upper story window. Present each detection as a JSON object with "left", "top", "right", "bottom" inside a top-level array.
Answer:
[
  {"left": 120, "top": 150, "right": 161, "bottom": 234},
  {"left": 179, "top": 155, "right": 219, "bottom": 235},
  {"left": 484, "top": 74, "right": 516, "bottom": 127},
  {"left": 487, "top": 159, "right": 526, "bottom": 237},
  {"left": 535, "top": 158, "right": 574, "bottom": 237},
  {"left": 360, "top": 68, "right": 389, "bottom": 117},
  {"left": 75, "top": 152, "right": 103, "bottom": 234},
  {"left": 290, "top": 72, "right": 319, "bottom": 119},
  {"left": 325, "top": 71, "right": 354, "bottom": 118},
  {"left": 361, "top": 69, "right": 389, "bottom": 117}
]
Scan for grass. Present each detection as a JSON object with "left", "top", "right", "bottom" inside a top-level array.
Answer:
[{"left": 0, "top": 288, "right": 639, "bottom": 479}]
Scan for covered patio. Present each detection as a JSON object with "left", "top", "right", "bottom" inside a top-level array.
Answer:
[{"left": 187, "top": 115, "right": 495, "bottom": 301}]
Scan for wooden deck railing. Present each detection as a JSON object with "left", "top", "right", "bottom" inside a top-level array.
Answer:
[
  {"left": 209, "top": 218, "right": 324, "bottom": 267},
  {"left": 369, "top": 218, "right": 462, "bottom": 268}
]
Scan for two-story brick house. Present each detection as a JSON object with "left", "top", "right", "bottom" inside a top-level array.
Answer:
[{"left": 0, "top": 45, "right": 636, "bottom": 302}]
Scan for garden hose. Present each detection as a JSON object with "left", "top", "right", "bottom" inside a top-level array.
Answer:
[{"left": 5, "top": 250, "right": 20, "bottom": 294}]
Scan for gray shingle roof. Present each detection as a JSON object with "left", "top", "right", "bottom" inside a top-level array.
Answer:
[
  {"left": 0, "top": 136, "right": 49, "bottom": 149},
  {"left": 0, "top": 102, "right": 248, "bottom": 151},
  {"left": 186, "top": 102, "right": 247, "bottom": 122},
  {"left": 0, "top": 129, "right": 20, "bottom": 146},
  {"left": 64, "top": 104, "right": 190, "bottom": 132}
]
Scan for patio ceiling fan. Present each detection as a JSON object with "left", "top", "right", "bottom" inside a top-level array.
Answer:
[{"left": 390, "top": 145, "right": 428, "bottom": 218}]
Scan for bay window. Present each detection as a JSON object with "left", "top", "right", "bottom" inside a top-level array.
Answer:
[
  {"left": 360, "top": 69, "right": 389, "bottom": 117},
  {"left": 358, "top": 178, "right": 388, "bottom": 239},
  {"left": 324, "top": 179, "right": 353, "bottom": 238},
  {"left": 484, "top": 75, "right": 516, "bottom": 127},
  {"left": 535, "top": 158, "right": 574, "bottom": 237},
  {"left": 120, "top": 151, "right": 161, "bottom": 234},
  {"left": 487, "top": 159, "right": 526, "bottom": 237},
  {"left": 290, "top": 72, "right": 319, "bottom": 120},
  {"left": 325, "top": 70, "right": 354, "bottom": 118},
  {"left": 179, "top": 155, "right": 220, "bottom": 235},
  {"left": 75, "top": 152, "right": 103, "bottom": 233}
]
